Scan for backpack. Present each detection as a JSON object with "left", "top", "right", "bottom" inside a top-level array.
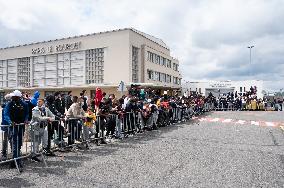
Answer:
[{"left": 9, "top": 101, "right": 25, "bottom": 124}]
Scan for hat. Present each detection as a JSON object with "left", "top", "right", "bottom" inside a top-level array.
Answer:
[{"left": 13, "top": 90, "right": 22, "bottom": 97}]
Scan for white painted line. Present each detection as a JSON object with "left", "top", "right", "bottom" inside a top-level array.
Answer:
[
  {"left": 251, "top": 121, "right": 260, "bottom": 126},
  {"left": 236, "top": 120, "right": 246, "bottom": 125},
  {"left": 265, "top": 122, "right": 276, "bottom": 127},
  {"left": 198, "top": 118, "right": 207, "bottom": 122},
  {"left": 210, "top": 118, "right": 220, "bottom": 122},
  {"left": 222, "top": 119, "right": 232, "bottom": 123}
]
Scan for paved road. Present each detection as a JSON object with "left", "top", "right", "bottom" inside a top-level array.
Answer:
[{"left": 0, "top": 111, "right": 284, "bottom": 188}]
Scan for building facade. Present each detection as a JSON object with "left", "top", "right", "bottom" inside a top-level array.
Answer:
[
  {"left": 183, "top": 80, "right": 264, "bottom": 98},
  {"left": 0, "top": 28, "right": 182, "bottom": 102}
]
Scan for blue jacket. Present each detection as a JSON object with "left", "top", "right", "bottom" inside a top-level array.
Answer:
[
  {"left": 4, "top": 100, "right": 29, "bottom": 125},
  {"left": 30, "top": 91, "right": 40, "bottom": 106},
  {"left": 1, "top": 103, "right": 9, "bottom": 131}
]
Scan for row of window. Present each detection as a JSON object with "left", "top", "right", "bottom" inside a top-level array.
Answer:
[
  {"left": 85, "top": 48, "right": 105, "bottom": 84},
  {"left": 147, "top": 51, "right": 175, "bottom": 69},
  {"left": 173, "top": 76, "right": 181, "bottom": 85},
  {"left": 147, "top": 69, "right": 181, "bottom": 85},
  {"left": 147, "top": 69, "right": 172, "bottom": 83},
  {"left": 132, "top": 46, "right": 139, "bottom": 83},
  {"left": 0, "top": 48, "right": 105, "bottom": 88}
]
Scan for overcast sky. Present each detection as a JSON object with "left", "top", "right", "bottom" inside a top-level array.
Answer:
[{"left": 0, "top": 0, "right": 283, "bottom": 91}]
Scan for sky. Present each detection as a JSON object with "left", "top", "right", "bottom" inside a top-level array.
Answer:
[{"left": 0, "top": 0, "right": 283, "bottom": 91}]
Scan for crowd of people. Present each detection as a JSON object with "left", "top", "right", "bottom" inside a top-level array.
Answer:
[
  {"left": 204, "top": 86, "right": 283, "bottom": 111},
  {"left": 1, "top": 85, "right": 283, "bottom": 172},
  {"left": 1, "top": 87, "right": 208, "bottom": 172}
]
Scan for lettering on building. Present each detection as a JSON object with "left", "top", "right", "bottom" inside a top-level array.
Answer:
[
  {"left": 209, "top": 83, "right": 232, "bottom": 88},
  {"left": 32, "top": 41, "right": 81, "bottom": 55}
]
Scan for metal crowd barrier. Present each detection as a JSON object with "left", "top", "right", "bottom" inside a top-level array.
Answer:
[
  {"left": 0, "top": 122, "right": 47, "bottom": 173},
  {"left": 0, "top": 105, "right": 214, "bottom": 172}
]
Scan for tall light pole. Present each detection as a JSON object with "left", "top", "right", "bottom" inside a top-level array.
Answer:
[{"left": 247, "top": 45, "right": 254, "bottom": 77}]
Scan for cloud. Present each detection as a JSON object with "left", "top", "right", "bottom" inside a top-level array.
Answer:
[{"left": 0, "top": 0, "right": 283, "bottom": 91}]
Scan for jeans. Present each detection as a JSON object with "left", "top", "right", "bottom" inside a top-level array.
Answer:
[
  {"left": 95, "top": 117, "right": 106, "bottom": 139},
  {"left": 9, "top": 124, "right": 25, "bottom": 161},
  {"left": 1, "top": 130, "right": 10, "bottom": 157},
  {"left": 115, "top": 118, "right": 122, "bottom": 138}
]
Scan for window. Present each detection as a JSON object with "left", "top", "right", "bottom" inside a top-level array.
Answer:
[
  {"left": 17, "top": 57, "right": 31, "bottom": 87},
  {"left": 244, "top": 87, "right": 246, "bottom": 92},
  {"left": 167, "top": 59, "right": 172, "bottom": 68},
  {"left": 147, "top": 69, "right": 154, "bottom": 80},
  {"left": 162, "top": 57, "right": 166, "bottom": 66},
  {"left": 199, "top": 88, "right": 202, "bottom": 94},
  {"left": 0, "top": 60, "right": 8, "bottom": 88},
  {"left": 86, "top": 48, "right": 104, "bottom": 84},
  {"left": 147, "top": 51, "right": 151, "bottom": 61},
  {"left": 240, "top": 87, "right": 242, "bottom": 93},
  {"left": 132, "top": 46, "right": 139, "bottom": 83},
  {"left": 156, "top": 55, "right": 160, "bottom": 65},
  {"left": 154, "top": 72, "right": 159, "bottom": 81},
  {"left": 44, "top": 91, "right": 69, "bottom": 97},
  {"left": 0, "top": 92, "right": 4, "bottom": 105}
]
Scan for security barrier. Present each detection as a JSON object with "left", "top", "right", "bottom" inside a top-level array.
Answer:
[
  {"left": 0, "top": 106, "right": 210, "bottom": 173},
  {"left": 0, "top": 123, "right": 47, "bottom": 173}
]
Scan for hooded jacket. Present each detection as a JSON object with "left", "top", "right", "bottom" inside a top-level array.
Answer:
[{"left": 31, "top": 91, "right": 40, "bottom": 106}]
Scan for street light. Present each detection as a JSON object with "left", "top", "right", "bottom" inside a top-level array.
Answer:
[{"left": 247, "top": 45, "right": 255, "bottom": 77}]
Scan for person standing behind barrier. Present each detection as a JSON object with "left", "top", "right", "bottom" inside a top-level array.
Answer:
[
  {"left": 149, "top": 99, "right": 159, "bottom": 130},
  {"left": 1, "top": 93, "right": 13, "bottom": 161},
  {"left": 141, "top": 100, "right": 153, "bottom": 130},
  {"left": 4, "top": 90, "right": 29, "bottom": 171},
  {"left": 66, "top": 96, "right": 85, "bottom": 145},
  {"left": 45, "top": 95, "right": 66, "bottom": 149},
  {"left": 95, "top": 98, "right": 110, "bottom": 145},
  {"left": 24, "top": 91, "right": 40, "bottom": 142},
  {"left": 83, "top": 108, "right": 96, "bottom": 148},
  {"left": 80, "top": 90, "right": 88, "bottom": 112},
  {"left": 30, "top": 99, "right": 55, "bottom": 160},
  {"left": 54, "top": 92, "right": 65, "bottom": 117},
  {"left": 124, "top": 98, "right": 136, "bottom": 134},
  {"left": 65, "top": 91, "right": 73, "bottom": 111}
]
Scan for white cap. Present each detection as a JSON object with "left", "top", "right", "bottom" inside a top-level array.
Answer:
[
  {"left": 13, "top": 90, "right": 22, "bottom": 97},
  {"left": 147, "top": 99, "right": 152, "bottom": 103}
]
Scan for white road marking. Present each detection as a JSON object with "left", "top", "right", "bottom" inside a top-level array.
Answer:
[
  {"left": 251, "top": 121, "right": 260, "bottom": 126},
  {"left": 210, "top": 118, "right": 220, "bottom": 122},
  {"left": 236, "top": 120, "right": 246, "bottom": 125},
  {"left": 265, "top": 122, "right": 276, "bottom": 127},
  {"left": 222, "top": 119, "right": 232, "bottom": 123}
]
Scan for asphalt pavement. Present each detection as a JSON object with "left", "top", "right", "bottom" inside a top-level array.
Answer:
[{"left": 0, "top": 111, "right": 284, "bottom": 188}]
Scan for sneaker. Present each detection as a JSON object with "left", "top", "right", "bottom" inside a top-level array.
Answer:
[
  {"left": 100, "top": 139, "right": 107, "bottom": 144},
  {"left": 95, "top": 140, "right": 101, "bottom": 146},
  {"left": 0, "top": 154, "right": 7, "bottom": 161},
  {"left": 31, "top": 156, "right": 42, "bottom": 162},
  {"left": 43, "top": 149, "right": 56, "bottom": 156}
]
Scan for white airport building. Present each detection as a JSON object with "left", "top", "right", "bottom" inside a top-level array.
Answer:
[
  {"left": 0, "top": 28, "right": 182, "bottom": 103},
  {"left": 183, "top": 80, "right": 264, "bottom": 98}
]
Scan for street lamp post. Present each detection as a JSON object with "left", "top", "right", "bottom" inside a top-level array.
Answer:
[{"left": 247, "top": 45, "right": 254, "bottom": 77}]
